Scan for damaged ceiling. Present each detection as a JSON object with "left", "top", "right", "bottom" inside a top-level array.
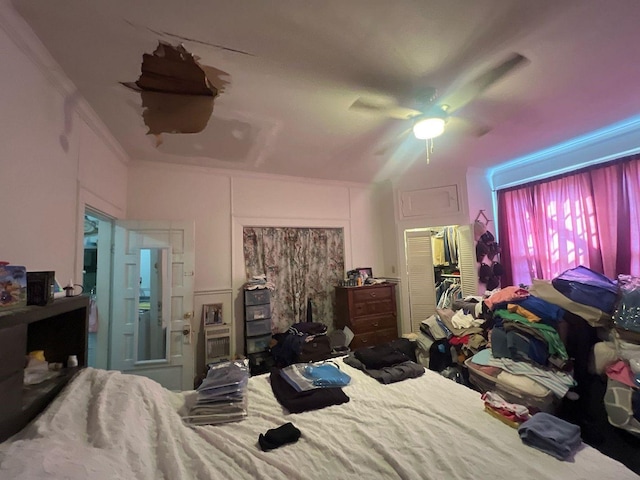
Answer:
[{"left": 11, "top": 0, "right": 640, "bottom": 183}]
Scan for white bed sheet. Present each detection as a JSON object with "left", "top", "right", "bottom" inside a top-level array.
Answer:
[{"left": 0, "top": 360, "right": 637, "bottom": 480}]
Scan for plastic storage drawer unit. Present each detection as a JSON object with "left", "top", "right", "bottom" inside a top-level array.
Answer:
[
  {"left": 245, "top": 304, "right": 271, "bottom": 321},
  {"left": 246, "top": 318, "right": 272, "bottom": 337},
  {"left": 246, "top": 334, "right": 271, "bottom": 354}
]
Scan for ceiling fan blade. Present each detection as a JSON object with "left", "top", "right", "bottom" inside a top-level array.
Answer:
[
  {"left": 439, "top": 53, "right": 529, "bottom": 115},
  {"left": 350, "top": 98, "right": 422, "bottom": 120},
  {"left": 446, "top": 116, "right": 492, "bottom": 138}
]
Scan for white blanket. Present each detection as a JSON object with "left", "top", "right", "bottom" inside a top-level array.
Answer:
[{"left": 0, "top": 363, "right": 637, "bottom": 480}]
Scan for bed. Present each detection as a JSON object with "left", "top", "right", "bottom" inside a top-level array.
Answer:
[{"left": 0, "top": 359, "right": 637, "bottom": 480}]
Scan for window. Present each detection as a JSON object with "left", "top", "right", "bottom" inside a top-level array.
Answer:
[{"left": 497, "top": 154, "right": 640, "bottom": 286}]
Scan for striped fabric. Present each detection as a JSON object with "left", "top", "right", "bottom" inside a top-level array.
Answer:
[{"left": 488, "top": 355, "right": 576, "bottom": 398}]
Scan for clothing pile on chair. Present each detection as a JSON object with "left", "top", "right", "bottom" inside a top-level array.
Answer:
[{"left": 183, "top": 360, "right": 250, "bottom": 426}]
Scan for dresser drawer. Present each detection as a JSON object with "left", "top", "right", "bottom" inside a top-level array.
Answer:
[
  {"left": 246, "top": 318, "right": 272, "bottom": 337},
  {"left": 245, "top": 304, "right": 271, "bottom": 321},
  {"left": 244, "top": 289, "right": 271, "bottom": 306},
  {"left": 350, "top": 313, "right": 396, "bottom": 334},
  {"left": 353, "top": 297, "right": 395, "bottom": 317},
  {"left": 351, "top": 286, "right": 393, "bottom": 304},
  {"left": 350, "top": 327, "right": 398, "bottom": 350},
  {"left": 351, "top": 286, "right": 394, "bottom": 317}
]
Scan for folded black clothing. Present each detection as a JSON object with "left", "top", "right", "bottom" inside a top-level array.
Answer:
[
  {"left": 344, "top": 354, "right": 425, "bottom": 384},
  {"left": 354, "top": 344, "right": 410, "bottom": 370},
  {"left": 259, "top": 422, "right": 301, "bottom": 451},
  {"left": 269, "top": 368, "right": 349, "bottom": 414}
]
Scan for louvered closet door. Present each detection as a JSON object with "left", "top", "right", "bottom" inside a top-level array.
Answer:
[
  {"left": 405, "top": 230, "right": 437, "bottom": 334},
  {"left": 457, "top": 225, "right": 479, "bottom": 297}
]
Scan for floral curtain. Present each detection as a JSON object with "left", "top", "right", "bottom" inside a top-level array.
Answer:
[
  {"left": 498, "top": 154, "right": 640, "bottom": 286},
  {"left": 243, "top": 227, "right": 345, "bottom": 333}
]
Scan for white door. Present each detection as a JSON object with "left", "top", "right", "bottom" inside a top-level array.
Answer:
[
  {"left": 404, "top": 225, "right": 479, "bottom": 334},
  {"left": 111, "top": 220, "right": 195, "bottom": 391},
  {"left": 405, "top": 229, "right": 436, "bottom": 334}
]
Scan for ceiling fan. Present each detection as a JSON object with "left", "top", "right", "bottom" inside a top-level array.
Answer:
[{"left": 350, "top": 53, "right": 530, "bottom": 160}]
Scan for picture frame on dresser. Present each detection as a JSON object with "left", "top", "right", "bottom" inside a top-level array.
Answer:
[{"left": 356, "top": 267, "right": 373, "bottom": 278}]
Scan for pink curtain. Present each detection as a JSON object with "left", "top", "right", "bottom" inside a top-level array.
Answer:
[{"left": 498, "top": 154, "right": 640, "bottom": 286}]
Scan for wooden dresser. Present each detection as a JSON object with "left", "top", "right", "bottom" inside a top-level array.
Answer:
[{"left": 334, "top": 283, "right": 398, "bottom": 350}]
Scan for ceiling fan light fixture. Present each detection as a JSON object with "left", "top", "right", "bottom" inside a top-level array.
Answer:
[{"left": 413, "top": 117, "right": 446, "bottom": 140}]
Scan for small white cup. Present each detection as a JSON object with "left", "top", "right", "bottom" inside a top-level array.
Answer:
[{"left": 67, "top": 355, "right": 78, "bottom": 368}]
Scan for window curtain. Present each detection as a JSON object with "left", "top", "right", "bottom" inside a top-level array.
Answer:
[
  {"left": 498, "top": 154, "right": 640, "bottom": 286},
  {"left": 243, "top": 227, "right": 345, "bottom": 333}
]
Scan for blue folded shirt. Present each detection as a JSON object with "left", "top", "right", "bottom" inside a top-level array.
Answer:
[{"left": 518, "top": 412, "right": 582, "bottom": 460}]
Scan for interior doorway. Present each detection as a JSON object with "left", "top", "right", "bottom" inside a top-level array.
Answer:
[{"left": 82, "top": 208, "right": 114, "bottom": 369}]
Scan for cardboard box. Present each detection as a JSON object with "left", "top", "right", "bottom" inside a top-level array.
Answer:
[{"left": 0, "top": 265, "right": 28, "bottom": 309}]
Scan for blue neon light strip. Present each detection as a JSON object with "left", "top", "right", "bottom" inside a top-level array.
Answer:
[{"left": 488, "top": 114, "right": 640, "bottom": 191}]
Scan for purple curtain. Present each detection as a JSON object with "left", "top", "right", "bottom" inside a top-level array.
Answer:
[{"left": 498, "top": 154, "right": 640, "bottom": 286}]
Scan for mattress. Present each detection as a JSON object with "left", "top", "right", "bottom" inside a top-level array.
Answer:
[{"left": 0, "top": 360, "right": 637, "bottom": 480}]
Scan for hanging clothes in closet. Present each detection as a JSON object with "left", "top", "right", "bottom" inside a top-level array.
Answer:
[
  {"left": 436, "top": 279, "right": 462, "bottom": 309},
  {"left": 432, "top": 226, "right": 459, "bottom": 266}
]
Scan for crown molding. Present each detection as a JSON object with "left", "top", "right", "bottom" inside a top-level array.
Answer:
[{"left": 0, "top": 1, "right": 129, "bottom": 165}]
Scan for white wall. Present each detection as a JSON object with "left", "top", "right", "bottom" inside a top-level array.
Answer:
[
  {"left": 127, "top": 162, "right": 383, "bottom": 367},
  {"left": 381, "top": 166, "right": 473, "bottom": 333},
  {"left": 0, "top": 3, "right": 127, "bottom": 285}
]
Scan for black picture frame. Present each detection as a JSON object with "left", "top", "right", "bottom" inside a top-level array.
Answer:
[{"left": 356, "top": 267, "right": 373, "bottom": 279}]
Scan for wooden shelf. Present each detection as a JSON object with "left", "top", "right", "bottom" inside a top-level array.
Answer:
[{"left": 0, "top": 296, "right": 88, "bottom": 442}]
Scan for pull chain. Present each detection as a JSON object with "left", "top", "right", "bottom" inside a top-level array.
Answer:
[{"left": 425, "top": 138, "right": 434, "bottom": 165}]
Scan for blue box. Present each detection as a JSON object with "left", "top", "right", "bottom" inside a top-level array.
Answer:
[{"left": 0, "top": 265, "right": 28, "bottom": 309}]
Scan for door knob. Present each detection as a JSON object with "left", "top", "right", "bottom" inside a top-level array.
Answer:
[{"left": 183, "top": 311, "right": 193, "bottom": 319}]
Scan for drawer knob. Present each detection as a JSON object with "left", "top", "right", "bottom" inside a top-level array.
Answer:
[
  {"left": 370, "top": 292, "right": 376, "bottom": 297},
  {"left": 361, "top": 339, "right": 368, "bottom": 343},
  {"left": 372, "top": 322, "right": 379, "bottom": 327}
]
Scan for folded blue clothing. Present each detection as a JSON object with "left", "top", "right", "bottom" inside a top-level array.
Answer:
[
  {"left": 518, "top": 412, "right": 582, "bottom": 460},
  {"left": 303, "top": 363, "right": 351, "bottom": 387},
  {"left": 280, "top": 362, "right": 351, "bottom": 392}
]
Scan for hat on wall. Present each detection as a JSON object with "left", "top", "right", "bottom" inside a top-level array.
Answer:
[
  {"left": 492, "top": 262, "right": 505, "bottom": 277},
  {"left": 476, "top": 242, "right": 490, "bottom": 262},
  {"left": 478, "top": 263, "right": 492, "bottom": 282},
  {"left": 486, "top": 276, "right": 500, "bottom": 291},
  {"left": 473, "top": 220, "right": 487, "bottom": 241},
  {"left": 487, "top": 242, "right": 502, "bottom": 260},
  {"left": 480, "top": 231, "right": 495, "bottom": 245}
]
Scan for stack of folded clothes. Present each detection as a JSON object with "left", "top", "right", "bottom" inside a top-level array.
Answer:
[
  {"left": 482, "top": 391, "right": 531, "bottom": 428},
  {"left": 183, "top": 360, "right": 250, "bottom": 426},
  {"left": 280, "top": 361, "right": 351, "bottom": 391},
  {"left": 269, "top": 364, "right": 350, "bottom": 413},
  {"left": 344, "top": 338, "right": 425, "bottom": 384},
  {"left": 518, "top": 412, "right": 582, "bottom": 460}
]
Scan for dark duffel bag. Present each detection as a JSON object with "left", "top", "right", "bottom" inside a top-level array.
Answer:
[
  {"left": 552, "top": 266, "right": 618, "bottom": 313},
  {"left": 297, "top": 334, "right": 332, "bottom": 363}
]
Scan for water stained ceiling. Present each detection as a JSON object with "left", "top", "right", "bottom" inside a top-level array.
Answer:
[{"left": 12, "top": 0, "right": 640, "bottom": 183}]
